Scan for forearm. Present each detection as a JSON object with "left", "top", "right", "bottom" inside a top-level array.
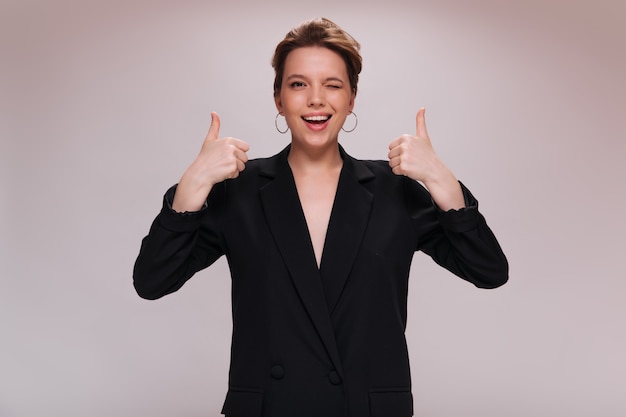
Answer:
[
  {"left": 133, "top": 218, "right": 201, "bottom": 299},
  {"left": 133, "top": 186, "right": 224, "bottom": 299},
  {"left": 172, "top": 169, "right": 214, "bottom": 213},
  {"left": 434, "top": 216, "right": 509, "bottom": 289},
  {"left": 424, "top": 183, "right": 508, "bottom": 288},
  {"left": 422, "top": 161, "right": 465, "bottom": 212}
]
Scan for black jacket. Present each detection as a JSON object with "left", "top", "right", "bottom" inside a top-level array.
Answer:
[{"left": 133, "top": 145, "right": 508, "bottom": 417}]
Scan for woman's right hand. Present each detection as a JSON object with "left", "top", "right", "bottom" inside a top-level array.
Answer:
[{"left": 172, "top": 112, "right": 250, "bottom": 213}]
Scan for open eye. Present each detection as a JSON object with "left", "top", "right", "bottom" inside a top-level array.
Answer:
[{"left": 290, "top": 81, "right": 306, "bottom": 88}]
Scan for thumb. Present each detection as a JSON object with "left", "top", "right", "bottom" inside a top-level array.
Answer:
[
  {"left": 206, "top": 112, "right": 221, "bottom": 141},
  {"left": 415, "top": 107, "right": 428, "bottom": 138}
]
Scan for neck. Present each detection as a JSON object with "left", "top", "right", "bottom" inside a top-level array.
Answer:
[{"left": 287, "top": 142, "right": 343, "bottom": 174}]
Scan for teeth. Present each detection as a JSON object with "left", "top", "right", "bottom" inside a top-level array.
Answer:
[{"left": 303, "top": 115, "right": 330, "bottom": 122}]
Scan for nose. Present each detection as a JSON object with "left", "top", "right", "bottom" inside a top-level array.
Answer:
[{"left": 308, "top": 85, "right": 325, "bottom": 107}]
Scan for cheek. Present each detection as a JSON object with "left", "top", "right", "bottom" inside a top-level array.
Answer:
[
  {"left": 334, "top": 91, "right": 354, "bottom": 109},
  {"left": 281, "top": 95, "right": 305, "bottom": 113}
]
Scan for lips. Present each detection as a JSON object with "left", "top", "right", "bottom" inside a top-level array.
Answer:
[{"left": 302, "top": 114, "right": 331, "bottom": 124}]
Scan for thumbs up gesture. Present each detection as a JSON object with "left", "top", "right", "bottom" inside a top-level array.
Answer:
[
  {"left": 172, "top": 112, "right": 250, "bottom": 212},
  {"left": 388, "top": 107, "right": 439, "bottom": 182},
  {"left": 388, "top": 108, "right": 464, "bottom": 210},
  {"left": 196, "top": 112, "right": 250, "bottom": 183}
]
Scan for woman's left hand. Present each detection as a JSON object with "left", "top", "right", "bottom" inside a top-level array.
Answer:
[
  {"left": 388, "top": 108, "right": 465, "bottom": 211},
  {"left": 388, "top": 107, "right": 441, "bottom": 183}
]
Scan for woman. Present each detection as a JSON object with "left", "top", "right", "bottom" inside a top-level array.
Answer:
[{"left": 134, "top": 17, "right": 508, "bottom": 417}]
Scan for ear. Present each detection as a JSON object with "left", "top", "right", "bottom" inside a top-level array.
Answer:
[
  {"left": 274, "top": 95, "right": 283, "bottom": 114},
  {"left": 348, "top": 91, "right": 356, "bottom": 112}
]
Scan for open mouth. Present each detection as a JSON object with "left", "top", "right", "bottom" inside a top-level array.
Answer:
[{"left": 302, "top": 115, "right": 331, "bottom": 125}]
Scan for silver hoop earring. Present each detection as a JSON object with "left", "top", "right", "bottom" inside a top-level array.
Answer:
[
  {"left": 341, "top": 112, "right": 358, "bottom": 133},
  {"left": 275, "top": 113, "right": 289, "bottom": 134}
]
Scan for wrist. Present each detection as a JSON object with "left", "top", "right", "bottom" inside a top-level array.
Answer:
[
  {"left": 421, "top": 164, "right": 465, "bottom": 211},
  {"left": 421, "top": 159, "right": 455, "bottom": 189},
  {"left": 172, "top": 175, "right": 213, "bottom": 213}
]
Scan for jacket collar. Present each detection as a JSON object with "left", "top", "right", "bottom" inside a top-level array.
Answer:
[
  {"left": 258, "top": 144, "right": 375, "bottom": 375},
  {"left": 258, "top": 144, "right": 374, "bottom": 182}
]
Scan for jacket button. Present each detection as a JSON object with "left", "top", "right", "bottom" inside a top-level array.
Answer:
[
  {"left": 270, "top": 365, "right": 285, "bottom": 380},
  {"left": 328, "top": 370, "right": 342, "bottom": 385}
]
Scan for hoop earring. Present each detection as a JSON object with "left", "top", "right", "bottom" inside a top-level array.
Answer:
[
  {"left": 275, "top": 113, "right": 289, "bottom": 134},
  {"left": 342, "top": 112, "right": 358, "bottom": 133}
]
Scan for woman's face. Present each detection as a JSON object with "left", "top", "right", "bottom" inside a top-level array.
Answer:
[{"left": 275, "top": 46, "right": 355, "bottom": 150}]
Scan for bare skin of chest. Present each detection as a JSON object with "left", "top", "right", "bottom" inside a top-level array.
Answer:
[{"left": 293, "top": 170, "right": 340, "bottom": 268}]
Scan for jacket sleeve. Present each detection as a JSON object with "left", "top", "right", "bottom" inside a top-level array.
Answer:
[
  {"left": 406, "top": 179, "right": 509, "bottom": 289},
  {"left": 132, "top": 184, "right": 226, "bottom": 300}
]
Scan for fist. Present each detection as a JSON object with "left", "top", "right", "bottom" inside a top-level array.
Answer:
[
  {"left": 172, "top": 112, "right": 249, "bottom": 213},
  {"left": 193, "top": 112, "right": 250, "bottom": 186},
  {"left": 388, "top": 107, "right": 440, "bottom": 183}
]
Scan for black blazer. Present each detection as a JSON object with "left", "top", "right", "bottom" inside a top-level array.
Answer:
[{"left": 134, "top": 145, "right": 508, "bottom": 417}]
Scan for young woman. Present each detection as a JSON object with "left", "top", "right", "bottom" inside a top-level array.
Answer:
[{"left": 134, "top": 17, "right": 508, "bottom": 417}]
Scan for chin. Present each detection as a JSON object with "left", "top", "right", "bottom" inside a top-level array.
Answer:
[{"left": 293, "top": 133, "right": 338, "bottom": 149}]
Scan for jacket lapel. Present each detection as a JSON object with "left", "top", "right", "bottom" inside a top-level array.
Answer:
[
  {"left": 320, "top": 147, "right": 375, "bottom": 314},
  {"left": 258, "top": 146, "right": 345, "bottom": 374}
]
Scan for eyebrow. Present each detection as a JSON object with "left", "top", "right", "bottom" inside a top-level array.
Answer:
[{"left": 286, "top": 74, "right": 345, "bottom": 83}]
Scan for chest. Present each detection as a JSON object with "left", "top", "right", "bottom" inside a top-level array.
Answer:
[{"left": 293, "top": 172, "right": 340, "bottom": 267}]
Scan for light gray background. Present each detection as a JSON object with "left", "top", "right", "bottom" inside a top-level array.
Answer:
[{"left": 1, "top": 0, "right": 624, "bottom": 416}]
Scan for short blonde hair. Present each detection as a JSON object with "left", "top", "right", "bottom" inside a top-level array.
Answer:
[{"left": 272, "top": 17, "right": 362, "bottom": 97}]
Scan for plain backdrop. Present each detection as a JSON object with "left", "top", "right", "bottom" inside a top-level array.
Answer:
[{"left": 1, "top": 0, "right": 625, "bottom": 416}]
